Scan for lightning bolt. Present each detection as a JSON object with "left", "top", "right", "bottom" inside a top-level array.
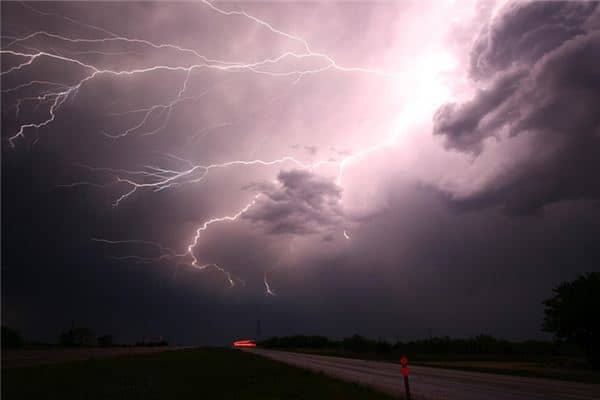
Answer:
[
  {"left": 67, "top": 156, "right": 336, "bottom": 207},
  {"left": 3, "top": 1, "right": 404, "bottom": 292},
  {"left": 185, "top": 195, "right": 260, "bottom": 269},
  {"left": 264, "top": 271, "right": 276, "bottom": 296}
]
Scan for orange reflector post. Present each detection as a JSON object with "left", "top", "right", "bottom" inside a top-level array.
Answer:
[
  {"left": 401, "top": 355, "right": 411, "bottom": 400},
  {"left": 400, "top": 355, "right": 408, "bottom": 368}
]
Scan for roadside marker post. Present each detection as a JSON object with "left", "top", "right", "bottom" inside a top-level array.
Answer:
[{"left": 400, "top": 355, "right": 411, "bottom": 400}]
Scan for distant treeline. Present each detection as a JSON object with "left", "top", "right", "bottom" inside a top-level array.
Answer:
[
  {"left": 260, "top": 335, "right": 583, "bottom": 357},
  {"left": 1, "top": 325, "right": 168, "bottom": 349},
  {"left": 135, "top": 340, "right": 169, "bottom": 347}
]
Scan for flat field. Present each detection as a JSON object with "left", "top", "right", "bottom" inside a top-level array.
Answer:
[{"left": 1, "top": 348, "right": 393, "bottom": 400}]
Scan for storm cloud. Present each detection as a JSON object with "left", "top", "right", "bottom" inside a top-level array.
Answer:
[
  {"left": 245, "top": 170, "right": 342, "bottom": 235},
  {"left": 434, "top": 1, "right": 600, "bottom": 213}
]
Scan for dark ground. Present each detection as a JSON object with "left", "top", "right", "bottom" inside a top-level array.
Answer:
[{"left": 1, "top": 347, "right": 393, "bottom": 400}]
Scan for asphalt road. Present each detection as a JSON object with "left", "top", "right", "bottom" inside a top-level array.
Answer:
[
  {"left": 2, "top": 347, "right": 186, "bottom": 368},
  {"left": 248, "top": 349, "right": 600, "bottom": 400}
]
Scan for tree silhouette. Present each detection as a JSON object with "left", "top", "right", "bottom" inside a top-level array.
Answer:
[{"left": 543, "top": 273, "right": 600, "bottom": 369}]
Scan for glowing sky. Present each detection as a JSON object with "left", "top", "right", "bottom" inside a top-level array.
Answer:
[{"left": 2, "top": 1, "right": 599, "bottom": 344}]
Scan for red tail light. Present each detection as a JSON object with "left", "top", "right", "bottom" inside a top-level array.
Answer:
[{"left": 233, "top": 339, "right": 256, "bottom": 348}]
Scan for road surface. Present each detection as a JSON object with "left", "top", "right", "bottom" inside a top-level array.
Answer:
[
  {"left": 2, "top": 347, "right": 187, "bottom": 368},
  {"left": 248, "top": 349, "right": 600, "bottom": 400}
]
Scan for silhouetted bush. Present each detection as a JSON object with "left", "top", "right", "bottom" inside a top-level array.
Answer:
[
  {"left": 135, "top": 340, "right": 168, "bottom": 347},
  {"left": 261, "top": 335, "right": 337, "bottom": 349},
  {"left": 2, "top": 326, "right": 24, "bottom": 349},
  {"left": 59, "top": 328, "right": 95, "bottom": 347},
  {"left": 97, "top": 335, "right": 113, "bottom": 347}
]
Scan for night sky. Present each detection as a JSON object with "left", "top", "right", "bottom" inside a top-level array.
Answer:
[{"left": 2, "top": 1, "right": 599, "bottom": 346}]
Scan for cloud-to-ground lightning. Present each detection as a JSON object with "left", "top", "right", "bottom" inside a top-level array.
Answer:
[
  {"left": 185, "top": 195, "right": 260, "bottom": 273},
  {"left": 264, "top": 271, "right": 276, "bottom": 296},
  {"left": 2, "top": 1, "right": 413, "bottom": 292}
]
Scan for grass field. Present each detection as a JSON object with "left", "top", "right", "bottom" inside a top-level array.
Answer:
[
  {"left": 1, "top": 348, "right": 393, "bottom": 400},
  {"left": 416, "top": 360, "right": 600, "bottom": 384}
]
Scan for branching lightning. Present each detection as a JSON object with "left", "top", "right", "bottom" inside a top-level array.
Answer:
[{"left": 2, "top": 1, "right": 405, "bottom": 294}]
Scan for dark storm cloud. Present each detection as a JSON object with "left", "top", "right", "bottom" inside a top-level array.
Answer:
[
  {"left": 433, "top": 68, "right": 526, "bottom": 153},
  {"left": 470, "top": 1, "right": 597, "bottom": 80},
  {"left": 244, "top": 169, "right": 342, "bottom": 235},
  {"left": 434, "top": 1, "right": 600, "bottom": 213}
]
